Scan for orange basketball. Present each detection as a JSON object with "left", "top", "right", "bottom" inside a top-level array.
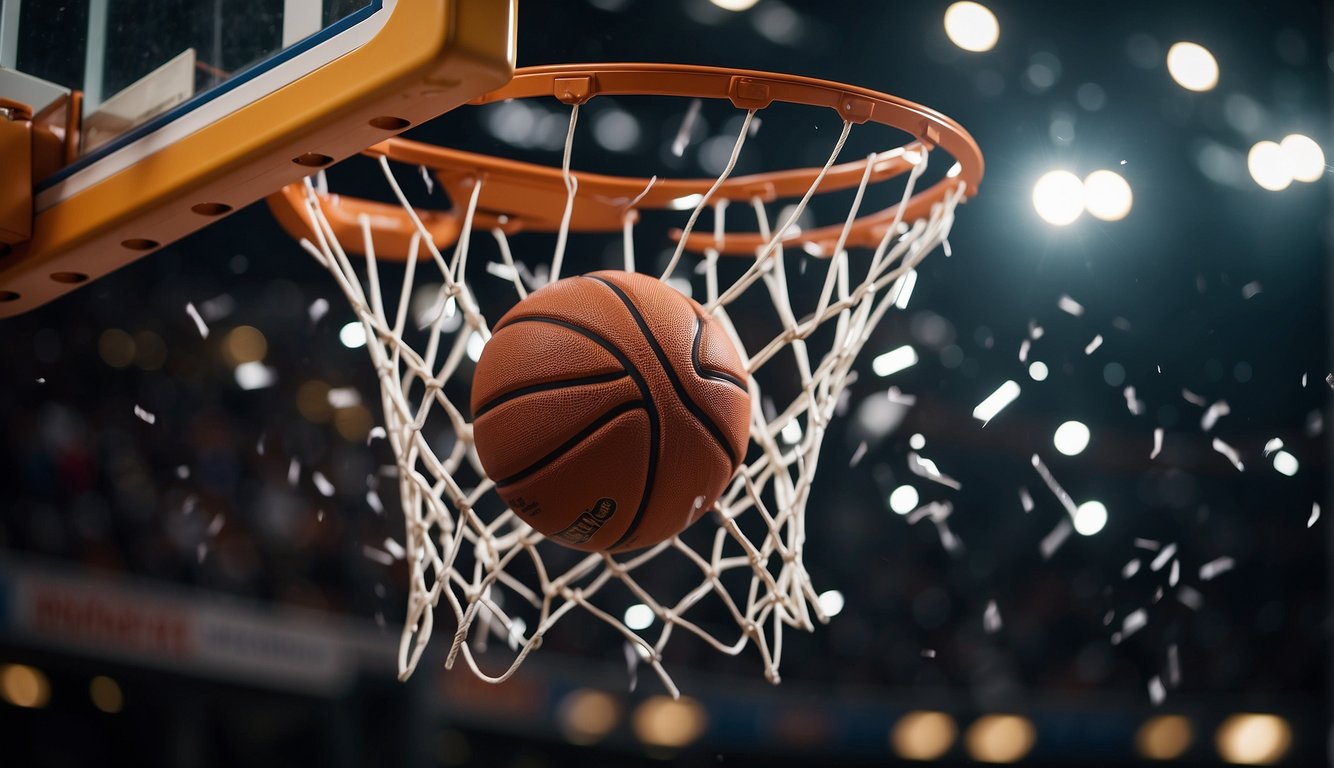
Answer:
[{"left": 470, "top": 270, "right": 751, "bottom": 553}]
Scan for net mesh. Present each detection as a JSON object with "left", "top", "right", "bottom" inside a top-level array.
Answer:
[{"left": 293, "top": 104, "right": 965, "bottom": 697}]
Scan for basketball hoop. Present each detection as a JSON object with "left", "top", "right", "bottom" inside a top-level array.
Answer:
[{"left": 269, "top": 63, "right": 982, "bottom": 696}]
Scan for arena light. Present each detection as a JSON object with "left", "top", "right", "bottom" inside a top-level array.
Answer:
[
  {"left": 709, "top": 0, "right": 760, "bottom": 11},
  {"left": 1032, "top": 170, "right": 1084, "bottom": 225},
  {"left": 943, "top": 2, "right": 1000, "bottom": 53},
  {"left": 624, "top": 603, "right": 655, "bottom": 631},
  {"left": 632, "top": 696, "right": 707, "bottom": 748},
  {"left": 892, "top": 711, "right": 958, "bottom": 761},
  {"left": 1248, "top": 141, "right": 1293, "bottom": 191},
  {"left": 1216, "top": 714, "right": 1291, "bottom": 765},
  {"left": 339, "top": 321, "right": 368, "bottom": 348},
  {"left": 1073, "top": 501, "right": 1108, "bottom": 536},
  {"left": 1083, "top": 170, "right": 1133, "bottom": 221},
  {"left": 1053, "top": 420, "right": 1091, "bottom": 456},
  {"left": 1137, "top": 715, "right": 1193, "bottom": 760},
  {"left": 557, "top": 689, "right": 620, "bottom": 745},
  {"left": 1166, "top": 42, "right": 1219, "bottom": 91},
  {"left": 965, "top": 714, "right": 1037, "bottom": 763},
  {"left": 0, "top": 664, "right": 51, "bottom": 709},
  {"left": 1279, "top": 134, "right": 1325, "bottom": 183}
]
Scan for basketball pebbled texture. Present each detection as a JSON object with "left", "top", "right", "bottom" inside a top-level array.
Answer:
[{"left": 471, "top": 270, "right": 751, "bottom": 553}]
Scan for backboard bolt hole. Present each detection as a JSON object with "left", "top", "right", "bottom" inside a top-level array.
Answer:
[
  {"left": 191, "top": 202, "right": 232, "bottom": 216},
  {"left": 121, "top": 238, "right": 159, "bottom": 250},
  {"left": 50, "top": 271, "right": 88, "bottom": 284},
  {"left": 370, "top": 116, "right": 410, "bottom": 130},
  {"left": 293, "top": 152, "right": 334, "bottom": 167},
  {"left": 0, "top": 290, "right": 19, "bottom": 302}
]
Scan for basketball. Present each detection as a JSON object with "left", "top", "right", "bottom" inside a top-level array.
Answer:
[{"left": 470, "top": 270, "right": 751, "bottom": 553}]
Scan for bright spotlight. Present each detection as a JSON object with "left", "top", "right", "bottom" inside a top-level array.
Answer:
[
  {"left": 892, "top": 711, "right": 958, "bottom": 761},
  {"left": 944, "top": 2, "right": 999, "bottom": 52},
  {"left": 1166, "top": 42, "right": 1219, "bottom": 91},
  {"left": 890, "top": 485, "right": 920, "bottom": 514},
  {"left": 709, "top": 0, "right": 760, "bottom": 10},
  {"left": 1053, "top": 420, "right": 1091, "bottom": 456},
  {"left": 1216, "top": 714, "right": 1292, "bottom": 765},
  {"left": 1280, "top": 134, "right": 1325, "bottom": 183},
  {"left": 965, "top": 714, "right": 1036, "bottom": 763},
  {"left": 624, "top": 603, "right": 655, "bottom": 631},
  {"left": 1028, "top": 361, "right": 1049, "bottom": 381},
  {"left": 1074, "top": 501, "right": 1108, "bottom": 536},
  {"left": 1083, "top": 170, "right": 1133, "bottom": 221},
  {"left": 817, "top": 589, "right": 846, "bottom": 617},
  {"left": 339, "top": 322, "right": 367, "bottom": 348},
  {"left": 1137, "top": 715, "right": 1193, "bottom": 760},
  {"left": 1248, "top": 141, "right": 1293, "bottom": 191},
  {"left": 1033, "top": 170, "right": 1085, "bottom": 225}
]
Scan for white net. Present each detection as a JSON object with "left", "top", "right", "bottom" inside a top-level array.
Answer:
[{"left": 293, "top": 104, "right": 965, "bottom": 697}]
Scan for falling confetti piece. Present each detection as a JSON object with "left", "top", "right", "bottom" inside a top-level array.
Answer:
[
  {"left": 1057, "top": 295, "right": 1085, "bottom": 316},
  {"left": 1111, "top": 316, "right": 1132, "bottom": 331},
  {"left": 308, "top": 298, "right": 329, "bottom": 324},
  {"left": 1031, "top": 454, "right": 1077, "bottom": 516},
  {"left": 362, "top": 546, "right": 394, "bottom": 566},
  {"left": 1199, "top": 556, "right": 1235, "bottom": 581},
  {"left": 1326, "top": 373, "right": 1333, "bottom": 389},
  {"left": 375, "top": 611, "right": 386, "bottom": 629},
  {"left": 1122, "top": 558, "right": 1141, "bottom": 579},
  {"left": 367, "top": 489, "right": 384, "bottom": 516},
  {"left": 176, "top": 465, "right": 190, "bottom": 479},
  {"left": 419, "top": 164, "right": 435, "bottom": 194},
  {"left": 1018, "top": 486, "right": 1034, "bottom": 513},
  {"left": 288, "top": 459, "right": 300, "bottom": 486},
  {"left": 1301, "top": 373, "right": 1308, "bottom": 387},
  {"left": 1151, "top": 428, "right": 1163, "bottom": 459},
  {"left": 1181, "top": 388, "right": 1207, "bottom": 407},
  {"left": 1040, "top": 518, "right": 1074, "bottom": 560},
  {"left": 134, "top": 405, "right": 156, "bottom": 425},
  {"left": 907, "top": 452, "right": 962, "bottom": 490},
  {"left": 1148, "top": 676, "right": 1166, "bottom": 705},
  {"left": 1084, "top": 335, "right": 1103, "bottom": 355},
  {"left": 207, "top": 514, "right": 225, "bottom": 537},
  {"left": 623, "top": 642, "right": 641, "bottom": 693},
  {"left": 671, "top": 98, "right": 702, "bottom": 157},
  {"left": 185, "top": 302, "right": 209, "bottom": 338},
  {"left": 973, "top": 380, "right": 1021, "bottom": 424},
  {"left": 1241, "top": 281, "right": 1263, "bottom": 299},
  {"left": 886, "top": 387, "right": 917, "bottom": 405},
  {"left": 1177, "top": 586, "right": 1203, "bottom": 610},
  {"left": 1169, "top": 559, "right": 1180, "bottom": 587},
  {"left": 921, "top": 649, "right": 936, "bottom": 658},
  {"left": 1028, "top": 321, "right": 1045, "bottom": 340},
  {"left": 1263, "top": 437, "right": 1283, "bottom": 456},
  {"left": 35, "top": 377, "right": 45, "bottom": 384},
  {"left": 1121, "top": 608, "right": 1148, "bottom": 639},
  {"left": 1134, "top": 538, "right": 1161, "bottom": 551},
  {"left": 984, "top": 600, "right": 1003, "bottom": 633},
  {"left": 849, "top": 441, "right": 868, "bottom": 467},
  {"left": 1124, "top": 386, "right": 1144, "bottom": 415},
  {"left": 327, "top": 388, "right": 361, "bottom": 408},
  {"left": 1309, "top": 503, "right": 1320, "bottom": 528},
  {"left": 366, "top": 426, "right": 386, "bottom": 445},
  {"left": 1200, "top": 400, "right": 1231, "bottom": 431},
  {"left": 197, "top": 543, "right": 208, "bottom": 563},
  {"left": 312, "top": 471, "right": 336, "bottom": 497},
  {"left": 1018, "top": 339, "right": 1031, "bottom": 362},
  {"left": 1167, "top": 644, "right": 1181, "bottom": 687},
  {"left": 1211, "top": 438, "right": 1244, "bottom": 471},
  {"left": 317, "top": 510, "right": 325, "bottom": 522},
  {"left": 383, "top": 538, "right": 406, "bottom": 560},
  {"left": 182, "top": 495, "right": 198, "bottom": 515},
  {"left": 1150, "top": 543, "right": 1178, "bottom": 572},
  {"left": 1103, "top": 610, "right": 1115, "bottom": 626},
  {"left": 256, "top": 433, "right": 266, "bottom": 455}
]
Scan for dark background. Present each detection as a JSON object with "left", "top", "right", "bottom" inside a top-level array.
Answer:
[{"left": 0, "top": 0, "right": 1329, "bottom": 765}]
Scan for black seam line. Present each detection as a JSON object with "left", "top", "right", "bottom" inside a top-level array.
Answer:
[
  {"left": 586, "top": 275, "right": 741, "bottom": 470},
  {"left": 474, "top": 371, "right": 630, "bottom": 419},
  {"left": 691, "top": 316, "right": 747, "bottom": 391},
  {"left": 493, "top": 399, "right": 646, "bottom": 487},
  {"left": 499, "top": 317, "right": 661, "bottom": 548}
]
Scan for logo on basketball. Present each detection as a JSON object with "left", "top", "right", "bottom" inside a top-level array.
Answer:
[{"left": 554, "top": 497, "right": 618, "bottom": 545}]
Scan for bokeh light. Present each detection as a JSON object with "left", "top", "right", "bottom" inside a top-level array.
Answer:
[
  {"left": 90, "top": 676, "right": 124, "bottom": 714},
  {"left": 1032, "top": 170, "right": 1085, "bottom": 225},
  {"left": 557, "top": 689, "right": 620, "bottom": 745},
  {"left": 1137, "top": 715, "right": 1193, "bottom": 760},
  {"left": 1053, "top": 420, "right": 1091, "bottom": 456},
  {"left": 890, "top": 485, "right": 920, "bottom": 514},
  {"left": 1279, "top": 134, "right": 1325, "bottom": 183},
  {"left": 892, "top": 711, "right": 958, "bottom": 761},
  {"left": 709, "top": 0, "right": 759, "bottom": 11},
  {"left": 1074, "top": 501, "right": 1108, "bottom": 536},
  {"left": 1, "top": 664, "right": 50, "bottom": 709},
  {"left": 1166, "top": 42, "right": 1219, "bottom": 91},
  {"left": 1215, "top": 714, "right": 1292, "bottom": 765},
  {"left": 624, "top": 603, "right": 654, "bottom": 631},
  {"left": 1083, "top": 170, "right": 1133, "bottom": 221},
  {"left": 339, "top": 321, "right": 368, "bottom": 348},
  {"left": 1272, "top": 451, "right": 1299, "bottom": 476},
  {"left": 817, "top": 589, "right": 845, "bottom": 617},
  {"left": 222, "top": 325, "right": 267, "bottom": 365},
  {"left": 632, "top": 696, "right": 707, "bottom": 748},
  {"left": 1028, "top": 361, "right": 1049, "bottom": 381},
  {"left": 873, "top": 345, "right": 918, "bottom": 376},
  {"left": 965, "top": 714, "right": 1036, "bottom": 763},
  {"left": 943, "top": 2, "right": 1000, "bottom": 53},
  {"left": 1248, "top": 141, "right": 1293, "bottom": 191}
]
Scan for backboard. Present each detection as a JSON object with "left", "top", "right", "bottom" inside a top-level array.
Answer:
[{"left": 0, "top": 0, "right": 516, "bottom": 317}]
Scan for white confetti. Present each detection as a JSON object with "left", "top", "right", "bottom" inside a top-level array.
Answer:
[
  {"left": 133, "top": 405, "right": 156, "bottom": 425},
  {"left": 256, "top": 433, "right": 266, "bottom": 455},
  {"left": 623, "top": 642, "right": 641, "bottom": 693},
  {"left": 1181, "top": 388, "right": 1207, "bottom": 407},
  {"left": 383, "top": 538, "right": 406, "bottom": 560},
  {"left": 362, "top": 545, "right": 394, "bottom": 566},
  {"left": 983, "top": 600, "right": 1002, "bottom": 634},
  {"left": 1200, "top": 400, "right": 1231, "bottom": 431},
  {"left": 1211, "top": 438, "right": 1244, "bottom": 471},
  {"left": 1040, "top": 518, "right": 1074, "bottom": 560},
  {"left": 308, "top": 298, "right": 329, "bottom": 324},
  {"left": 36, "top": 377, "right": 45, "bottom": 384},
  {"left": 670, "top": 98, "right": 702, "bottom": 157},
  {"left": 1301, "top": 373, "right": 1308, "bottom": 387},
  {"left": 1122, "top": 558, "right": 1142, "bottom": 579},
  {"left": 367, "top": 489, "right": 384, "bottom": 516},
  {"left": 1309, "top": 503, "right": 1320, "bottom": 528},
  {"left": 317, "top": 510, "right": 325, "bottom": 522},
  {"left": 1018, "top": 338, "right": 1031, "bottom": 362},
  {"left": 921, "top": 649, "right": 936, "bottom": 658},
  {"left": 312, "top": 471, "right": 336, "bottom": 497},
  {"left": 1103, "top": 610, "right": 1115, "bottom": 626},
  {"left": 849, "top": 441, "right": 869, "bottom": 467},
  {"left": 1134, "top": 538, "right": 1161, "bottom": 551},
  {"left": 327, "top": 387, "right": 361, "bottom": 408},
  {"left": 175, "top": 465, "right": 190, "bottom": 479},
  {"left": 1018, "top": 486, "right": 1034, "bottom": 513},
  {"left": 1199, "top": 556, "right": 1235, "bottom": 581},
  {"left": 1167, "top": 644, "right": 1181, "bottom": 687},
  {"left": 197, "top": 543, "right": 208, "bottom": 563},
  {"left": 182, "top": 495, "right": 198, "bottom": 515},
  {"left": 1124, "top": 386, "right": 1144, "bottom": 415},
  {"left": 1325, "top": 373, "right": 1332, "bottom": 389},
  {"left": 1151, "top": 428, "right": 1164, "bottom": 459},
  {"left": 1121, "top": 608, "right": 1148, "bottom": 639},
  {"left": 1031, "top": 454, "right": 1078, "bottom": 517},
  {"left": 1241, "top": 281, "right": 1263, "bottom": 299},
  {"left": 1112, "top": 316, "right": 1132, "bottom": 331},
  {"left": 1148, "top": 676, "right": 1166, "bottom": 705},
  {"left": 207, "top": 514, "right": 225, "bottom": 537},
  {"left": 1263, "top": 438, "right": 1284, "bottom": 456},
  {"left": 1177, "top": 585, "right": 1203, "bottom": 610},
  {"left": 1058, "top": 295, "right": 1085, "bottom": 316},
  {"left": 885, "top": 387, "right": 917, "bottom": 406},
  {"left": 1169, "top": 559, "right": 1180, "bottom": 587},
  {"left": 1151, "top": 543, "right": 1178, "bottom": 572},
  {"left": 366, "top": 426, "right": 386, "bottom": 445},
  {"left": 419, "top": 164, "right": 435, "bottom": 194},
  {"left": 199, "top": 294, "right": 236, "bottom": 320},
  {"left": 288, "top": 459, "right": 300, "bottom": 486},
  {"left": 185, "top": 302, "right": 209, "bottom": 338},
  {"left": 1028, "top": 321, "right": 1045, "bottom": 340},
  {"left": 1084, "top": 334, "right": 1103, "bottom": 355},
  {"left": 907, "top": 452, "right": 962, "bottom": 490},
  {"left": 973, "top": 380, "right": 1021, "bottom": 424}
]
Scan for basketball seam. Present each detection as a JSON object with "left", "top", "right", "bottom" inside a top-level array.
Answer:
[
  {"left": 585, "top": 275, "right": 742, "bottom": 468},
  {"left": 493, "top": 399, "right": 647, "bottom": 487},
  {"left": 473, "top": 370, "right": 630, "bottom": 419},
  {"left": 691, "top": 317, "right": 747, "bottom": 391},
  {"left": 499, "top": 316, "right": 661, "bottom": 550}
]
